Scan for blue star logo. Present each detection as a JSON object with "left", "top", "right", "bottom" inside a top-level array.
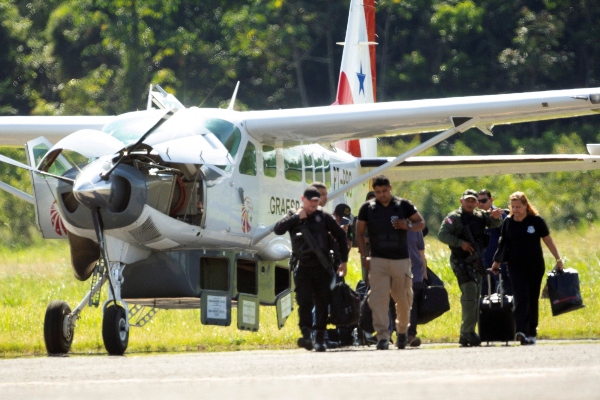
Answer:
[{"left": 357, "top": 63, "right": 366, "bottom": 95}]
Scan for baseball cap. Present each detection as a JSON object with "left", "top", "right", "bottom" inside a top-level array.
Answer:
[
  {"left": 462, "top": 189, "right": 478, "bottom": 200},
  {"left": 334, "top": 203, "right": 351, "bottom": 217},
  {"left": 365, "top": 191, "right": 375, "bottom": 200},
  {"left": 303, "top": 186, "right": 321, "bottom": 200}
]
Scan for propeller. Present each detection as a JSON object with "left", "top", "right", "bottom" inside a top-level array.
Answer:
[{"left": 100, "top": 109, "right": 176, "bottom": 180}]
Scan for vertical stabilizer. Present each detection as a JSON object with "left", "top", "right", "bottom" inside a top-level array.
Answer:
[{"left": 334, "top": 0, "right": 377, "bottom": 157}]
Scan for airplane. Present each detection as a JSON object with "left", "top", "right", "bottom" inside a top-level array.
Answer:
[{"left": 1, "top": 0, "right": 600, "bottom": 356}]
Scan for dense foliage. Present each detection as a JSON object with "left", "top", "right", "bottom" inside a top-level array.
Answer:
[{"left": 2, "top": 0, "right": 600, "bottom": 245}]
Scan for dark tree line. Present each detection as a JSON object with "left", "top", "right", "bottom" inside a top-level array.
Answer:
[{"left": 2, "top": 0, "right": 600, "bottom": 245}]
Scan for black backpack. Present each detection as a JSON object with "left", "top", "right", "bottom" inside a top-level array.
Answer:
[{"left": 329, "top": 281, "right": 360, "bottom": 326}]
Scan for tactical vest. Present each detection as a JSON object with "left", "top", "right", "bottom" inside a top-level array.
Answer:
[
  {"left": 451, "top": 211, "right": 490, "bottom": 260},
  {"left": 366, "top": 197, "right": 408, "bottom": 258},
  {"left": 288, "top": 210, "right": 331, "bottom": 266}
]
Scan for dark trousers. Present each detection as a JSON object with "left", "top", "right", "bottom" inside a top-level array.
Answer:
[
  {"left": 508, "top": 264, "right": 545, "bottom": 337},
  {"left": 408, "top": 282, "right": 423, "bottom": 337},
  {"left": 294, "top": 265, "right": 332, "bottom": 331}
]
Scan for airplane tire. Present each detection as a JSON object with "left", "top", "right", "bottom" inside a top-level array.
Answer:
[
  {"left": 44, "top": 300, "right": 74, "bottom": 354},
  {"left": 102, "top": 304, "right": 129, "bottom": 355}
]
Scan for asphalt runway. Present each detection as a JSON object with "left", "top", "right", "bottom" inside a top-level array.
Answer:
[{"left": 1, "top": 341, "right": 599, "bottom": 399}]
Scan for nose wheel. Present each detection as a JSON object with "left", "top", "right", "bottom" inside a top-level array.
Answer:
[
  {"left": 102, "top": 304, "right": 129, "bottom": 355},
  {"left": 43, "top": 300, "right": 75, "bottom": 355}
]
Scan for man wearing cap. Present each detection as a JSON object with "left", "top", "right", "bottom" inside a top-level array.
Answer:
[
  {"left": 356, "top": 175, "right": 425, "bottom": 350},
  {"left": 438, "top": 189, "right": 503, "bottom": 347},
  {"left": 274, "top": 186, "right": 349, "bottom": 352},
  {"left": 333, "top": 203, "right": 354, "bottom": 249}
]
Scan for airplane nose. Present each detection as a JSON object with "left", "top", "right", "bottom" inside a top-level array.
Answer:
[{"left": 72, "top": 164, "right": 113, "bottom": 209}]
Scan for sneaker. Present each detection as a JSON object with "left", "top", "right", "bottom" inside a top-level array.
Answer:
[
  {"left": 376, "top": 338, "right": 389, "bottom": 350},
  {"left": 527, "top": 336, "right": 537, "bottom": 345},
  {"left": 407, "top": 335, "right": 422, "bottom": 347},
  {"left": 515, "top": 332, "right": 532, "bottom": 346},
  {"left": 396, "top": 333, "right": 408, "bottom": 349}
]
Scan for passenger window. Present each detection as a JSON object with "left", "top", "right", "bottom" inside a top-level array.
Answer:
[
  {"left": 263, "top": 145, "right": 277, "bottom": 178},
  {"left": 283, "top": 148, "right": 302, "bottom": 182},
  {"left": 304, "top": 152, "right": 313, "bottom": 185},
  {"left": 239, "top": 142, "right": 257, "bottom": 176},
  {"left": 324, "top": 154, "right": 331, "bottom": 189},
  {"left": 314, "top": 153, "right": 323, "bottom": 183}
]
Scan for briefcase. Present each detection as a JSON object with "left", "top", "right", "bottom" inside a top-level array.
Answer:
[
  {"left": 417, "top": 268, "right": 450, "bottom": 325},
  {"left": 547, "top": 268, "right": 585, "bottom": 316}
]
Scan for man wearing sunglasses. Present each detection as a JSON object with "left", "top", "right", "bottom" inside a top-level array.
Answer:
[
  {"left": 477, "top": 190, "right": 511, "bottom": 297},
  {"left": 438, "top": 189, "right": 503, "bottom": 347}
]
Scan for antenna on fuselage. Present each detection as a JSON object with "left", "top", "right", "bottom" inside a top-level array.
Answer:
[{"left": 227, "top": 81, "right": 240, "bottom": 110}]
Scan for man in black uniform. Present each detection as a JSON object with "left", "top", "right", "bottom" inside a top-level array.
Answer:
[
  {"left": 274, "top": 186, "right": 349, "bottom": 352},
  {"left": 356, "top": 175, "right": 425, "bottom": 350}
]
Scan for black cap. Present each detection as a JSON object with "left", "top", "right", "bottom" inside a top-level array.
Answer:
[
  {"left": 365, "top": 191, "right": 375, "bottom": 200},
  {"left": 303, "top": 186, "right": 321, "bottom": 200},
  {"left": 461, "top": 189, "right": 478, "bottom": 200},
  {"left": 334, "top": 203, "right": 351, "bottom": 217}
]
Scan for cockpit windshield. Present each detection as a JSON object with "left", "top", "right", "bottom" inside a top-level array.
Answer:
[{"left": 101, "top": 109, "right": 242, "bottom": 160}]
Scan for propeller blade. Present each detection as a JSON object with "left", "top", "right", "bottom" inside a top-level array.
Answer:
[
  {"left": 101, "top": 109, "right": 176, "bottom": 180},
  {"left": 0, "top": 153, "right": 75, "bottom": 184}
]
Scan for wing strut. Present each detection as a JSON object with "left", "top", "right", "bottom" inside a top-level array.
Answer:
[{"left": 327, "top": 117, "right": 481, "bottom": 201}]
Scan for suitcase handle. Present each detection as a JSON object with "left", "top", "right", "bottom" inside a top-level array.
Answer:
[{"left": 486, "top": 271, "right": 504, "bottom": 308}]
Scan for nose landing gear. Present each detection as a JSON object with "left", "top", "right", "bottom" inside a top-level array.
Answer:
[{"left": 43, "top": 300, "right": 75, "bottom": 354}]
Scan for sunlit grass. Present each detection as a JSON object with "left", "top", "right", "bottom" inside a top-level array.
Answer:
[{"left": 1, "top": 227, "right": 598, "bottom": 357}]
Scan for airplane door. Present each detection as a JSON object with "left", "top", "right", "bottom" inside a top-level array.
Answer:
[{"left": 25, "top": 137, "right": 73, "bottom": 239}]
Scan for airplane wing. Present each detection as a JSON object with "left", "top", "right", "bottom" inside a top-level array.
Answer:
[
  {"left": 241, "top": 88, "right": 600, "bottom": 145},
  {"left": 360, "top": 154, "right": 600, "bottom": 182},
  {"left": 0, "top": 116, "right": 114, "bottom": 146}
]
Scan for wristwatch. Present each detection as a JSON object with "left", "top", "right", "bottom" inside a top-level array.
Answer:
[{"left": 407, "top": 220, "right": 413, "bottom": 229}]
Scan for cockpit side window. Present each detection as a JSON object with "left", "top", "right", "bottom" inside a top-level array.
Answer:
[
  {"left": 239, "top": 141, "right": 257, "bottom": 176},
  {"left": 204, "top": 119, "right": 242, "bottom": 158}
]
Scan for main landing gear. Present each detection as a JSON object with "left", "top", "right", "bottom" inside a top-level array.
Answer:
[
  {"left": 43, "top": 262, "right": 131, "bottom": 356},
  {"left": 102, "top": 304, "right": 129, "bottom": 355}
]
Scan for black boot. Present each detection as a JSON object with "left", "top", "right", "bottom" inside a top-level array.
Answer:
[
  {"left": 297, "top": 327, "right": 313, "bottom": 351},
  {"left": 313, "top": 330, "right": 327, "bottom": 352}
]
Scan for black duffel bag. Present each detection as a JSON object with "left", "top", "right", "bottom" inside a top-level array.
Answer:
[
  {"left": 547, "top": 268, "right": 585, "bottom": 316},
  {"left": 417, "top": 268, "right": 451, "bottom": 325},
  {"left": 329, "top": 280, "right": 360, "bottom": 326}
]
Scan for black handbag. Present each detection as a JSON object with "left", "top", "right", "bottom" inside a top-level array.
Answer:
[
  {"left": 329, "top": 280, "right": 360, "bottom": 326},
  {"left": 417, "top": 268, "right": 451, "bottom": 324},
  {"left": 547, "top": 268, "right": 585, "bottom": 316}
]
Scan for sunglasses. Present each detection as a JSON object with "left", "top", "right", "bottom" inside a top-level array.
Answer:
[{"left": 477, "top": 198, "right": 490, "bottom": 203}]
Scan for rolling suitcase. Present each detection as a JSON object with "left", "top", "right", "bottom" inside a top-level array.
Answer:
[{"left": 478, "top": 273, "right": 515, "bottom": 345}]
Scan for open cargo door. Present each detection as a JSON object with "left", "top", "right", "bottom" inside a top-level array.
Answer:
[{"left": 25, "top": 137, "right": 74, "bottom": 239}]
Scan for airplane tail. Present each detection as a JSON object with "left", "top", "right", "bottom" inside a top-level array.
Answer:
[{"left": 334, "top": 0, "right": 377, "bottom": 158}]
